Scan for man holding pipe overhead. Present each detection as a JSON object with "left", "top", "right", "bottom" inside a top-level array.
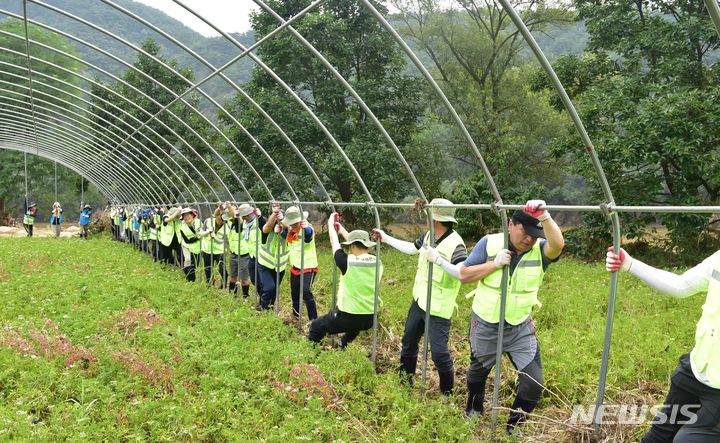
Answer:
[
  {"left": 373, "top": 198, "right": 467, "bottom": 396},
  {"left": 607, "top": 248, "right": 720, "bottom": 442},
  {"left": 256, "top": 203, "right": 289, "bottom": 310},
  {"left": 237, "top": 203, "right": 264, "bottom": 299},
  {"left": 179, "top": 207, "right": 202, "bottom": 282},
  {"left": 456, "top": 200, "right": 564, "bottom": 436},
  {"left": 308, "top": 213, "right": 382, "bottom": 349}
]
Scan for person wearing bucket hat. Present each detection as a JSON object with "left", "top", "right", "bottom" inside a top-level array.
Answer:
[
  {"left": 22, "top": 194, "right": 37, "bottom": 237},
  {"left": 179, "top": 207, "right": 202, "bottom": 282},
  {"left": 79, "top": 204, "right": 93, "bottom": 239},
  {"left": 308, "top": 213, "right": 383, "bottom": 348},
  {"left": 159, "top": 205, "right": 183, "bottom": 266},
  {"left": 256, "top": 203, "right": 289, "bottom": 310},
  {"left": 604, "top": 249, "right": 720, "bottom": 443},
  {"left": 280, "top": 206, "right": 319, "bottom": 321},
  {"left": 373, "top": 198, "right": 467, "bottom": 396},
  {"left": 49, "top": 202, "right": 63, "bottom": 238},
  {"left": 458, "top": 199, "right": 564, "bottom": 436},
  {"left": 228, "top": 204, "right": 254, "bottom": 298}
]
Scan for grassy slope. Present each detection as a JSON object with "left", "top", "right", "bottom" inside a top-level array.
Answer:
[{"left": 0, "top": 236, "right": 704, "bottom": 441}]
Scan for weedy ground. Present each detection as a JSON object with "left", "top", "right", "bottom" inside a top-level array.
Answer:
[{"left": 0, "top": 235, "right": 702, "bottom": 441}]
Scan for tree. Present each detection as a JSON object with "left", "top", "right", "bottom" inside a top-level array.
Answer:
[
  {"left": 533, "top": 0, "right": 720, "bottom": 257},
  {"left": 222, "top": 0, "right": 432, "bottom": 220},
  {"left": 392, "top": 0, "right": 572, "bottom": 235}
]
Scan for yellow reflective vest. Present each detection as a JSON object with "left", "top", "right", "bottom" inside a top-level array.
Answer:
[
  {"left": 472, "top": 233, "right": 545, "bottom": 325},
  {"left": 337, "top": 253, "right": 383, "bottom": 315},
  {"left": 690, "top": 253, "right": 720, "bottom": 388}
]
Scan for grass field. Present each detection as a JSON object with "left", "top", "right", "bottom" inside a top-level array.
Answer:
[{"left": 0, "top": 235, "right": 705, "bottom": 441}]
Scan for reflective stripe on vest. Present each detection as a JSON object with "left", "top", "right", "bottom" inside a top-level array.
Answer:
[
  {"left": 180, "top": 218, "right": 202, "bottom": 255},
  {"left": 690, "top": 253, "right": 720, "bottom": 388},
  {"left": 287, "top": 229, "right": 319, "bottom": 270},
  {"left": 411, "top": 231, "right": 465, "bottom": 319},
  {"left": 138, "top": 224, "right": 149, "bottom": 241},
  {"left": 337, "top": 254, "right": 383, "bottom": 315},
  {"left": 472, "top": 233, "right": 544, "bottom": 325},
  {"left": 257, "top": 230, "right": 289, "bottom": 271}
]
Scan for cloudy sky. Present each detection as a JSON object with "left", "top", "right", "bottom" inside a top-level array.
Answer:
[{"left": 132, "top": 0, "right": 259, "bottom": 36}]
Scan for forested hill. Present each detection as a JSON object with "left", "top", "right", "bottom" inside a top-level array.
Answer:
[{"left": 1, "top": 0, "right": 255, "bottom": 104}]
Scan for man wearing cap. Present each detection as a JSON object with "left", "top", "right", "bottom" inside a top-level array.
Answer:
[
  {"left": 23, "top": 194, "right": 37, "bottom": 237},
  {"left": 374, "top": 198, "right": 467, "bottom": 396},
  {"left": 281, "top": 206, "right": 319, "bottom": 321},
  {"left": 308, "top": 213, "right": 383, "bottom": 348},
  {"left": 228, "top": 204, "right": 252, "bottom": 297},
  {"left": 457, "top": 200, "right": 564, "bottom": 436},
  {"left": 606, "top": 248, "right": 720, "bottom": 443},
  {"left": 256, "top": 203, "right": 289, "bottom": 310},
  {"left": 79, "top": 204, "right": 92, "bottom": 239},
  {"left": 159, "top": 206, "right": 183, "bottom": 266},
  {"left": 179, "top": 207, "right": 202, "bottom": 282}
]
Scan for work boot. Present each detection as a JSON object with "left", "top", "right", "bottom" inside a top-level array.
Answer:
[
  {"left": 465, "top": 380, "right": 486, "bottom": 418},
  {"left": 438, "top": 370, "right": 455, "bottom": 396},
  {"left": 398, "top": 355, "right": 417, "bottom": 386}
]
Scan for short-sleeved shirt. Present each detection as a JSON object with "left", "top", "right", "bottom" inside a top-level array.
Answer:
[
  {"left": 464, "top": 236, "right": 558, "bottom": 275},
  {"left": 413, "top": 229, "right": 467, "bottom": 265}
]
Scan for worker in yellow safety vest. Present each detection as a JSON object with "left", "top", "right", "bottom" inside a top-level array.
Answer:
[
  {"left": 457, "top": 200, "right": 564, "bottom": 437},
  {"left": 607, "top": 247, "right": 720, "bottom": 442},
  {"left": 308, "top": 213, "right": 383, "bottom": 349},
  {"left": 374, "top": 198, "right": 467, "bottom": 396},
  {"left": 281, "top": 206, "right": 319, "bottom": 321}
]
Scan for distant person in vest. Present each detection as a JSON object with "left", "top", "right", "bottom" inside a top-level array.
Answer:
[
  {"left": 179, "top": 207, "right": 202, "bottom": 282},
  {"left": 79, "top": 204, "right": 92, "bottom": 239},
  {"left": 237, "top": 204, "right": 265, "bottom": 299},
  {"left": 308, "top": 213, "right": 383, "bottom": 349},
  {"left": 199, "top": 202, "right": 232, "bottom": 288},
  {"left": 50, "top": 202, "right": 63, "bottom": 238},
  {"left": 458, "top": 200, "right": 564, "bottom": 436},
  {"left": 228, "top": 204, "right": 256, "bottom": 298},
  {"left": 607, "top": 247, "right": 720, "bottom": 442},
  {"left": 160, "top": 206, "right": 182, "bottom": 266},
  {"left": 373, "top": 198, "right": 467, "bottom": 396},
  {"left": 23, "top": 195, "right": 37, "bottom": 237},
  {"left": 148, "top": 208, "right": 161, "bottom": 261},
  {"left": 281, "top": 206, "right": 319, "bottom": 321},
  {"left": 256, "top": 203, "right": 289, "bottom": 311}
]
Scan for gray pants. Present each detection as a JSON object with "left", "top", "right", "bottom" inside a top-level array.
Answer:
[
  {"left": 466, "top": 311, "right": 544, "bottom": 429},
  {"left": 50, "top": 224, "right": 61, "bottom": 237},
  {"left": 399, "top": 299, "right": 453, "bottom": 374}
]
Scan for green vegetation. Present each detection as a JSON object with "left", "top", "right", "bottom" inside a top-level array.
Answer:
[{"left": 0, "top": 236, "right": 705, "bottom": 440}]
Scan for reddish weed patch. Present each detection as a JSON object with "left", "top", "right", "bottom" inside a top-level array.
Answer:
[
  {"left": 269, "top": 359, "right": 339, "bottom": 408},
  {"left": 0, "top": 319, "right": 95, "bottom": 369},
  {"left": 112, "top": 350, "right": 174, "bottom": 392}
]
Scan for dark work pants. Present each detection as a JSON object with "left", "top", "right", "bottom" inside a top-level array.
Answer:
[
  {"left": 24, "top": 224, "right": 33, "bottom": 237},
  {"left": 308, "top": 309, "right": 373, "bottom": 348},
  {"left": 290, "top": 269, "right": 318, "bottom": 320},
  {"left": 183, "top": 252, "right": 200, "bottom": 282},
  {"left": 400, "top": 300, "right": 454, "bottom": 374},
  {"left": 641, "top": 354, "right": 720, "bottom": 443},
  {"left": 202, "top": 252, "right": 226, "bottom": 288},
  {"left": 258, "top": 264, "right": 284, "bottom": 309}
]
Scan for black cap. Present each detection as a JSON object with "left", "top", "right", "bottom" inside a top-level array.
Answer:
[{"left": 511, "top": 210, "right": 545, "bottom": 238}]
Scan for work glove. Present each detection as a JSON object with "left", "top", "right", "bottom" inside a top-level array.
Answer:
[
  {"left": 424, "top": 246, "right": 441, "bottom": 264},
  {"left": 274, "top": 223, "right": 282, "bottom": 233},
  {"left": 253, "top": 208, "right": 261, "bottom": 217},
  {"left": 372, "top": 229, "right": 385, "bottom": 242},
  {"left": 494, "top": 249, "right": 512, "bottom": 269},
  {"left": 276, "top": 211, "right": 284, "bottom": 222},
  {"left": 606, "top": 247, "right": 633, "bottom": 272},
  {"left": 299, "top": 220, "right": 309, "bottom": 229},
  {"left": 523, "top": 199, "right": 549, "bottom": 221}
]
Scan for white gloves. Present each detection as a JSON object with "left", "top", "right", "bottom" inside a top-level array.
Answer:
[{"left": 494, "top": 249, "right": 512, "bottom": 269}]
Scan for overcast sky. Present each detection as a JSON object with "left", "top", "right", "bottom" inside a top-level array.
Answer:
[{"left": 132, "top": 0, "right": 259, "bottom": 36}]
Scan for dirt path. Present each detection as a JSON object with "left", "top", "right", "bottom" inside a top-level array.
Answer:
[{"left": 0, "top": 223, "right": 82, "bottom": 238}]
